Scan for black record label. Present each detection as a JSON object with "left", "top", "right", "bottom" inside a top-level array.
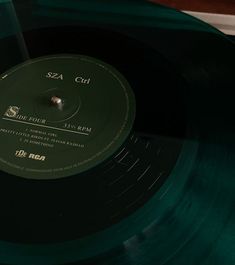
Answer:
[{"left": 0, "top": 55, "right": 136, "bottom": 180}]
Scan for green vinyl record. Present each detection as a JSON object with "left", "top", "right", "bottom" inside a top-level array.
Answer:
[{"left": 0, "top": 1, "right": 234, "bottom": 265}]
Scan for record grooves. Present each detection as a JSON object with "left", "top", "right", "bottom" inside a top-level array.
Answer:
[
  {"left": 0, "top": 1, "right": 234, "bottom": 265},
  {"left": 0, "top": 26, "right": 186, "bottom": 243}
]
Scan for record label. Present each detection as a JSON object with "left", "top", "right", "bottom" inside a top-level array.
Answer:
[{"left": 0, "top": 55, "right": 136, "bottom": 180}]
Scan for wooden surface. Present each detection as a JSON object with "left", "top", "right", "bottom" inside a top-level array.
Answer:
[{"left": 151, "top": 0, "right": 235, "bottom": 15}]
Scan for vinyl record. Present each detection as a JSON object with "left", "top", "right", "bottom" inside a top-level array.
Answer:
[{"left": 0, "top": 1, "right": 234, "bottom": 265}]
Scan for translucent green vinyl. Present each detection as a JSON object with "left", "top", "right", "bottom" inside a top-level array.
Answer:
[{"left": 0, "top": 1, "right": 234, "bottom": 265}]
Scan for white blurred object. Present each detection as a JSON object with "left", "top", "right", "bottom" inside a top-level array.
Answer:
[{"left": 184, "top": 11, "right": 235, "bottom": 35}]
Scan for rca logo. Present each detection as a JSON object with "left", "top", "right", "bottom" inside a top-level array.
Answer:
[
  {"left": 15, "top": 150, "right": 46, "bottom": 161},
  {"left": 28, "top": 153, "right": 46, "bottom": 161}
]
